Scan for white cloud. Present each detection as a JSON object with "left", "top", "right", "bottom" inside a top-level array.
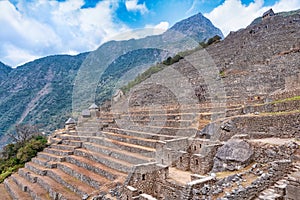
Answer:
[
  {"left": 0, "top": 0, "right": 129, "bottom": 67},
  {"left": 204, "top": 0, "right": 300, "bottom": 37},
  {"left": 108, "top": 21, "right": 169, "bottom": 42},
  {"left": 2, "top": 44, "right": 40, "bottom": 67},
  {"left": 271, "top": 0, "right": 300, "bottom": 12},
  {"left": 145, "top": 21, "right": 169, "bottom": 35},
  {"left": 153, "top": 21, "right": 169, "bottom": 31},
  {"left": 125, "top": 0, "right": 148, "bottom": 14}
]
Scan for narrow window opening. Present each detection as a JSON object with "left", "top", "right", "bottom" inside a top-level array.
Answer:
[{"left": 142, "top": 174, "right": 146, "bottom": 180}]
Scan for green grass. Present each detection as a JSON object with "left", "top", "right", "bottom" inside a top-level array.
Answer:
[
  {"left": 259, "top": 109, "right": 300, "bottom": 116},
  {"left": 219, "top": 70, "right": 226, "bottom": 78},
  {"left": 0, "top": 164, "right": 24, "bottom": 182},
  {"left": 254, "top": 95, "right": 300, "bottom": 107},
  {"left": 271, "top": 96, "right": 300, "bottom": 104}
]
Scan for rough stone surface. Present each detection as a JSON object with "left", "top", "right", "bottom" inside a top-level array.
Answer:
[{"left": 212, "top": 139, "right": 253, "bottom": 172}]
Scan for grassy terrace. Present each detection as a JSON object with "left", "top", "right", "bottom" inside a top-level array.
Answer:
[{"left": 271, "top": 95, "right": 300, "bottom": 104}]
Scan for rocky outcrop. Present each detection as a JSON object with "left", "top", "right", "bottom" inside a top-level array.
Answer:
[{"left": 212, "top": 139, "right": 253, "bottom": 172}]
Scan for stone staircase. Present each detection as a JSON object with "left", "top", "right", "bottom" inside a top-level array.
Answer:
[
  {"left": 257, "top": 162, "right": 300, "bottom": 200},
  {"left": 2, "top": 104, "right": 208, "bottom": 200},
  {"left": 3, "top": 138, "right": 128, "bottom": 199}
]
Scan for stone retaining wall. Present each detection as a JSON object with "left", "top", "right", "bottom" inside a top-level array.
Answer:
[
  {"left": 217, "top": 112, "right": 300, "bottom": 141},
  {"left": 250, "top": 141, "right": 298, "bottom": 163}
]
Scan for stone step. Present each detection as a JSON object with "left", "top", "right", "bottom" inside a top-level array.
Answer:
[
  {"left": 74, "top": 148, "right": 132, "bottom": 173},
  {"left": 61, "top": 131, "right": 79, "bottom": 136},
  {"left": 99, "top": 119, "right": 115, "bottom": 123},
  {"left": 18, "top": 168, "right": 39, "bottom": 183},
  {"left": 83, "top": 142, "right": 154, "bottom": 165},
  {"left": 20, "top": 167, "right": 81, "bottom": 200},
  {"left": 37, "top": 152, "right": 66, "bottom": 162},
  {"left": 116, "top": 119, "right": 193, "bottom": 128},
  {"left": 0, "top": 183, "right": 12, "bottom": 200},
  {"left": 123, "top": 125, "right": 198, "bottom": 137},
  {"left": 106, "top": 127, "right": 179, "bottom": 141},
  {"left": 57, "top": 134, "right": 89, "bottom": 142},
  {"left": 66, "top": 155, "right": 126, "bottom": 181},
  {"left": 11, "top": 173, "right": 50, "bottom": 200},
  {"left": 261, "top": 188, "right": 275, "bottom": 195},
  {"left": 76, "top": 130, "right": 97, "bottom": 137},
  {"left": 4, "top": 177, "right": 32, "bottom": 200},
  {"left": 49, "top": 137, "right": 62, "bottom": 144},
  {"left": 56, "top": 162, "right": 109, "bottom": 189},
  {"left": 44, "top": 147, "right": 74, "bottom": 156},
  {"left": 25, "top": 162, "right": 48, "bottom": 176},
  {"left": 31, "top": 157, "right": 57, "bottom": 168},
  {"left": 62, "top": 139, "right": 82, "bottom": 147},
  {"left": 51, "top": 144, "right": 78, "bottom": 151},
  {"left": 45, "top": 167, "right": 96, "bottom": 197},
  {"left": 24, "top": 161, "right": 97, "bottom": 196},
  {"left": 123, "top": 104, "right": 225, "bottom": 114},
  {"left": 98, "top": 131, "right": 158, "bottom": 148},
  {"left": 120, "top": 112, "right": 198, "bottom": 121},
  {"left": 275, "top": 179, "right": 288, "bottom": 185},
  {"left": 258, "top": 192, "right": 281, "bottom": 200},
  {"left": 56, "top": 133, "right": 156, "bottom": 157},
  {"left": 89, "top": 136, "right": 156, "bottom": 157},
  {"left": 76, "top": 126, "right": 99, "bottom": 132}
]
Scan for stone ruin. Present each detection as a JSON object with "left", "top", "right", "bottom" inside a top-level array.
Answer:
[
  {"left": 1, "top": 94, "right": 298, "bottom": 200},
  {"left": 1, "top": 9, "right": 300, "bottom": 200}
]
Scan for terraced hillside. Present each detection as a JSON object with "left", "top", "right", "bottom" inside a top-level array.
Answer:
[{"left": 1, "top": 9, "right": 300, "bottom": 200}]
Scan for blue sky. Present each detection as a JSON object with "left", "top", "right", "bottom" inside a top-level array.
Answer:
[{"left": 1, "top": 0, "right": 300, "bottom": 67}]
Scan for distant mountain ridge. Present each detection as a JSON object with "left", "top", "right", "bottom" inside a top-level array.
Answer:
[
  {"left": 169, "top": 13, "right": 224, "bottom": 41},
  {"left": 0, "top": 12, "right": 223, "bottom": 148}
]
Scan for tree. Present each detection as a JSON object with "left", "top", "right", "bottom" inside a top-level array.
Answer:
[
  {"left": 8, "top": 124, "right": 41, "bottom": 144},
  {"left": 207, "top": 35, "right": 222, "bottom": 46}
]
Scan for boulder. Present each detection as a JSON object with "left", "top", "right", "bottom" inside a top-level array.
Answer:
[
  {"left": 212, "top": 139, "right": 253, "bottom": 172},
  {"left": 220, "top": 120, "right": 235, "bottom": 132}
]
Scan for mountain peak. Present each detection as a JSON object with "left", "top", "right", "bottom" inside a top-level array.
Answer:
[{"left": 168, "top": 12, "right": 223, "bottom": 42}]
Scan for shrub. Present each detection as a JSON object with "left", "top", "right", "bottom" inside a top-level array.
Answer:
[{"left": 0, "top": 133, "right": 48, "bottom": 183}]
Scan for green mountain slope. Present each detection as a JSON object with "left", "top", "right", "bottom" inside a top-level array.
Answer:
[{"left": 0, "top": 54, "right": 88, "bottom": 143}]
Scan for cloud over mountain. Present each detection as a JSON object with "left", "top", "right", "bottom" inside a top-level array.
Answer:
[{"left": 204, "top": 0, "right": 300, "bottom": 36}]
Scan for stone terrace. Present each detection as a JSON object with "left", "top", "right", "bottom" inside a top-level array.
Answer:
[{"left": 1, "top": 101, "right": 215, "bottom": 199}]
